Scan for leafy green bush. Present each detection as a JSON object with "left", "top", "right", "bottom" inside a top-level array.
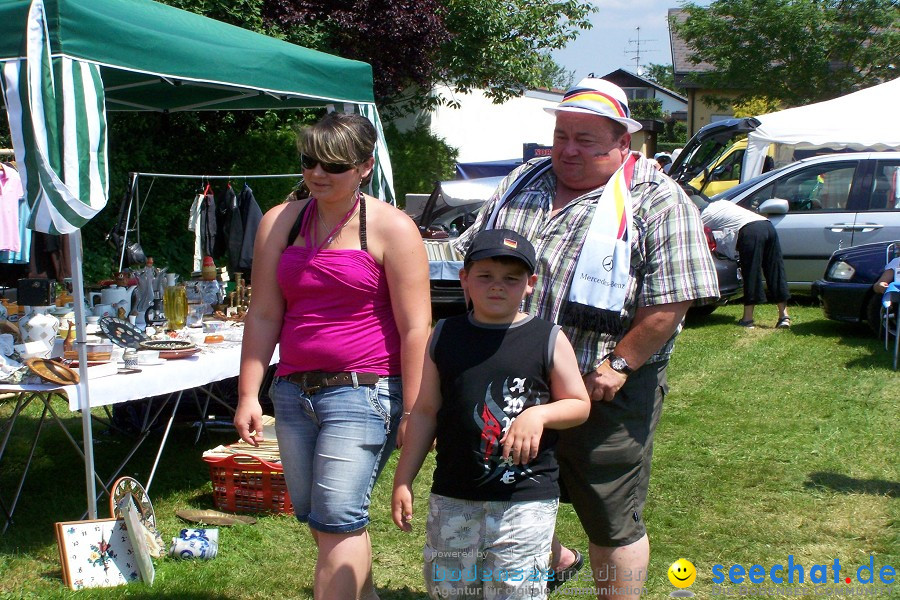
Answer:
[
  {"left": 383, "top": 121, "right": 458, "bottom": 209},
  {"left": 630, "top": 98, "right": 664, "bottom": 120}
]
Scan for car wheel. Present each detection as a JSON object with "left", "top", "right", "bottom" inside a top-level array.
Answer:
[{"left": 866, "top": 294, "right": 882, "bottom": 336}]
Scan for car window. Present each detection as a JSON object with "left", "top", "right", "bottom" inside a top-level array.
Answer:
[
  {"left": 867, "top": 160, "right": 900, "bottom": 210},
  {"left": 709, "top": 149, "right": 744, "bottom": 183},
  {"left": 738, "top": 163, "right": 857, "bottom": 212}
]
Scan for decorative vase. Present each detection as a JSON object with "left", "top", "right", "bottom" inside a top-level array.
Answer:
[{"left": 19, "top": 305, "right": 60, "bottom": 345}]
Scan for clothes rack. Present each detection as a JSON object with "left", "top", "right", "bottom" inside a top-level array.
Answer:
[{"left": 117, "top": 171, "right": 306, "bottom": 271}]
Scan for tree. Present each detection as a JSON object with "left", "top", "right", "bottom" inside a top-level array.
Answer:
[
  {"left": 437, "top": 1, "right": 593, "bottom": 102},
  {"left": 261, "top": 0, "right": 450, "bottom": 103},
  {"left": 383, "top": 122, "right": 459, "bottom": 206},
  {"left": 261, "top": 0, "right": 595, "bottom": 114},
  {"left": 630, "top": 98, "right": 663, "bottom": 120},
  {"left": 537, "top": 53, "right": 576, "bottom": 91},
  {"left": 643, "top": 63, "right": 683, "bottom": 96},
  {"left": 673, "top": 0, "right": 899, "bottom": 108}
]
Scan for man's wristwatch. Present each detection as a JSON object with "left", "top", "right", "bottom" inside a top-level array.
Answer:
[{"left": 605, "top": 353, "right": 633, "bottom": 375}]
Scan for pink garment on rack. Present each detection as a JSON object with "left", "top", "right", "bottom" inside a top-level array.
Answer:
[
  {"left": 275, "top": 246, "right": 401, "bottom": 376},
  {"left": 0, "top": 164, "right": 24, "bottom": 252}
]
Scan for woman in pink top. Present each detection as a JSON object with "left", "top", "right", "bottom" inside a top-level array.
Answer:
[{"left": 234, "top": 113, "right": 430, "bottom": 600}]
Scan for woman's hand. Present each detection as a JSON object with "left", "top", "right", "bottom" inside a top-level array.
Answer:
[
  {"left": 396, "top": 416, "right": 409, "bottom": 448},
  {"left": 391, "top": 484, "right": 415, "bottom": 532},
  {"left": 233, "top": 397, "right": 264, "bottom": 446}
]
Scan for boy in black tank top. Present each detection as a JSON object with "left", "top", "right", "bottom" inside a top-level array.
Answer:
[{"left": 392, "top": 229, "right": 590, "bottom": 599}]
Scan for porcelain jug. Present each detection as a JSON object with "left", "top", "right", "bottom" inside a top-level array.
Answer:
[
  {"left": 19, "top": 306, "right": 60, "bottom": 345},
  {"left": 90, "top": 284, "right": 137, "bottom": 316}
]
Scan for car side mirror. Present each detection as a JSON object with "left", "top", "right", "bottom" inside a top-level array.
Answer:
[{"left": 759, "top": 198, "right": 789, "bottom": 215}]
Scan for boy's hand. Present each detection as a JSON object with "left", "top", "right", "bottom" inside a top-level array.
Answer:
[
  {"left": 391, "top": 484, "right": 415, "bottom": 532},
  {"left": 500, "top": 407, "right": 545, "bottom": 465}
]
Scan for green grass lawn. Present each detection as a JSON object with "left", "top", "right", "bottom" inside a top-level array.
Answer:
[{"left": 0, "top": 302, "right": 898, "bottom": 599}]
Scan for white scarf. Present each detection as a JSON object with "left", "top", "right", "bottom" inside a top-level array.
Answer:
[
  {"left": 562, "top": 154, "right": 636, "bottom": 333},
  {"left": 485, "top": 155, "right": 637, "bottom": 334}
]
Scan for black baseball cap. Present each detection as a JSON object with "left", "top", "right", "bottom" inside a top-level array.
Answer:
[{"left": 464, "top": 229, "right": 536, "bottom": 274}]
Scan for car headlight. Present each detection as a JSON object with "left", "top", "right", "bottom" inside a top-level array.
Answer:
[{"left": 826, "top": 261, "right": 856, "bottom": 281}]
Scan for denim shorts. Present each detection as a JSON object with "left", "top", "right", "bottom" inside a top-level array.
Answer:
[
  {"left": 424, "top": 494, "right": 557, "bottom": 599},
  {"left": 269, "top": 374, "right": 402, "bottom": 533}
]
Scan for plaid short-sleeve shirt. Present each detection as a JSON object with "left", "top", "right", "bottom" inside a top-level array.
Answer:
[{"left": 455, "top": 154, "right": 719, "bottom": 373}]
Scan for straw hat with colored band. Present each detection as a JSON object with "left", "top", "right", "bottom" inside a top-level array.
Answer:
[{"left": 544, "top": 77, "right": 643, "bottom": 133}]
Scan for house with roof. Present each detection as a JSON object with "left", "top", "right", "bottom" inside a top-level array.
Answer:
[
  {"left": 601, "top": 68, "right": 687, "bottom": 119},
  {"left": 669, "top": 7, "right": 740, "bottom": 135}
]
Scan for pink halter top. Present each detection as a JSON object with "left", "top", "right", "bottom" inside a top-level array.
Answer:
[{"left": 274, "top": 199, "right": 401, "bottom": 376}]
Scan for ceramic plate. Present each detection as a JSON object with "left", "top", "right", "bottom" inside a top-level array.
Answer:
[
  {"left": 139, "top": 339, "right": 195, "bottom": 351},
  {"left": 159, "top": 347, "right": 201, "bottom": 360},
  {"left": 25, "top": 358, "right": 80, "bottom": 385},
  {"left": 99, "top": 316, "right": 149, "bottom": 348}
]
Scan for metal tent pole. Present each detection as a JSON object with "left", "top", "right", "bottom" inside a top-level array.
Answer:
[{"left": 67, "top": 230, "right": 97, "bottom": 519}]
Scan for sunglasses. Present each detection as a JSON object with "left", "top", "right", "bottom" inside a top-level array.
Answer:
[{"left": 300, "top": 154, "right": 357, "bottom": 174}]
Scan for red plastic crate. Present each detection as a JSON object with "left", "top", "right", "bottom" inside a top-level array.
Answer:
[{"left": 203, "top": 452, "right": 293, "bottom": 514}]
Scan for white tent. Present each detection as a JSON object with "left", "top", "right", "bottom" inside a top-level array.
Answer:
[{"left": 744, "top": 77, "right": 900, "bottom": 181}]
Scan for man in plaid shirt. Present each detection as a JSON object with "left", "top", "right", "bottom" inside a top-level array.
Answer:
[{"left": 455, "top": 78, "right": 718, "bottom": 599}]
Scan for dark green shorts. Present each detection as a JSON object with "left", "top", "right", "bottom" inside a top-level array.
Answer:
[{"left": 556, "top": 360, "right": 667, "bottom": 547}]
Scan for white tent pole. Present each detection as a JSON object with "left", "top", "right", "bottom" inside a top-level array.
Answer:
[{"left": 67, "top": 230, "right": 97, "bottom": 519}]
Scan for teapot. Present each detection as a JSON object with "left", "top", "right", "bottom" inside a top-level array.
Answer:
[{"left": 89, "top": 284, "right": 137, "bottom": 317}]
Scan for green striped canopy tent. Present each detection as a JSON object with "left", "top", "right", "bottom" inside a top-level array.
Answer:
[{"left": 0, "top": 0, "right": 393, "bottom": 518}]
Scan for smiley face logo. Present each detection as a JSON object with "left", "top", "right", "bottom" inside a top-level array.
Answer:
[{"left": 668, "top": 559, "right": 697, "bottom": 588}]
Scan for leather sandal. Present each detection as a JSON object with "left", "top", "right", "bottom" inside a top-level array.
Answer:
[{"left": 547, "top": 549, "right": 584, "bottom": 594}]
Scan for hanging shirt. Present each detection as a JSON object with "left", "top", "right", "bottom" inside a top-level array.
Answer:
[
  {"left": 188, "top": 192, "right": 204, "bottom": 272},
  {"left": 200, "top": 187, "right": 217, "bottom": 259},
  {"left": 0, "top": 163, "right": 24, "bottom": 252}
]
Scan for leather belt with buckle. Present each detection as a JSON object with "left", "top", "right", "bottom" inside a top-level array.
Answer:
[{"left": 286, "top": 371, "right": 380, "bottom": 394}]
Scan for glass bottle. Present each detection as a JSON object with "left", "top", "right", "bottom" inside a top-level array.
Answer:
[{"left": 163, "top": 283, "right": 188, "bottom": 330}]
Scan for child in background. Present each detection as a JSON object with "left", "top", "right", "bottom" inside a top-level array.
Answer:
[
  {"left": 392, "top": 229, "right": 590, "bottom": 599},
  {"left": 873, "top": 248, "right": 900, "bottom": 294}
]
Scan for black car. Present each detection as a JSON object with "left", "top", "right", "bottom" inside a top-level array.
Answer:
[
  {"left": 812, "top": 241, "right": 900, "bottom": 333},
  {"left": 691, "top": 226, "right": 742, "bottom": 315}
]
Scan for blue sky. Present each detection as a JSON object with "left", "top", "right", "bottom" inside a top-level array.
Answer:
[{"left": 551, "top": 1, "right": 709, "bottom": 84}]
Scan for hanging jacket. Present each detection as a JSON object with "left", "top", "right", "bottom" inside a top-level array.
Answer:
[
  {"left": 200, "top": 185, "right": 217, "bottom": 259},
  {"left": 213, "top": 184, "right": 234, "bottom": 260},
  {"left": 228, "top": 184, "right": 263, "bottom": 274}
]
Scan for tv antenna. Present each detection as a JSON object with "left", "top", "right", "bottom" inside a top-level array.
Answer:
[{"left": 624, "top": 27, "right": 657, "bottom": 76}]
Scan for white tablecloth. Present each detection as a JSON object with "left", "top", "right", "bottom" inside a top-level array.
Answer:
[{"left": 1, "top": 343, "right": 279, "bottom": 411}]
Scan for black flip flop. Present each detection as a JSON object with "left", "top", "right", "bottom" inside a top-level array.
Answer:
[{"left": 547, "top": 549, "right": 584, "bottom": 594}]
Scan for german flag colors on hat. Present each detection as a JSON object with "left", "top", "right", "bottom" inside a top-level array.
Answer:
[
  {"left": 545, "top": 77, "right": 642, "bottom": 133},
  {"left": 464, "top": 229, "right": 536, "bottom": 274}
]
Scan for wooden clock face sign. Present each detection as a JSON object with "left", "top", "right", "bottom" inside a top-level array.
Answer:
[
  {"left": 55, "top": 519, "right": 140, "bottom": 590},
  {"left": 109, "top": 476, "right": 156, "bottom": 529}
]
